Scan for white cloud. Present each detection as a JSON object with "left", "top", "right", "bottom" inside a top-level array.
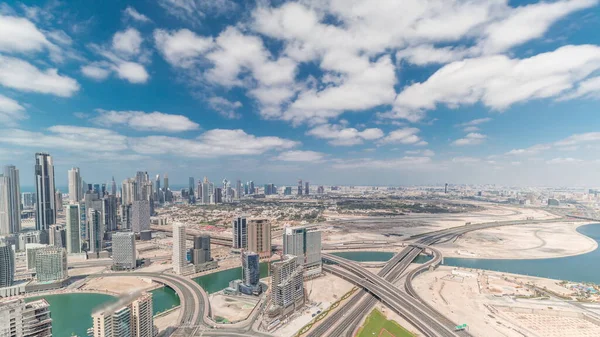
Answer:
[
  {"left": 282, "top": 55, "right": 396, "bottom": 125},
  {"left": 405, "top": 149, "right": 435, "bottom": 157},
  {"left": 112, "top": 28, "right": 143, "bottom": 56},
  {"left": 391, "top": 45, "right": 600, "bottom": 121},
  {"left": 480, "top": 0, "right": 597, "bottom": 54},
  {"left": 505, "top": 144, "right": 551, "bottom": 156},
  {"left": 0, "top": 55, "right": 79, "bottom": 96},
  {"left": 559, "top": 76, "right": 600, "bottom": 100},
  {"left": 555, "top": 132, "right": 600, "bottom": 147},
  {"left": 0, "top": 126, "right": 128, "bottom": 152},
  {"left": 378, "top": 128, "right": 425, "bottom": 145},
  {"left": 546, "top": 157, "right": 584, "bottom": 164},
  {"left": 114, "top": 61, "right": 149, "bottom": 83},
  {"left": 452, "top": 156, "right": 481, "bottom": 163},
  {"left": 124, "top": 7, "right": 152, "bottom": 23},
  {"left": 306, "top": 124, "right": 383, "bottom": 146},
  {"left": 332, "top": 156, "right": 432, "bottom": 169},
  {"left": 0, "top": 94, "right": 26, "bottom": 126},
  {"left": 0, "top": 14, "right": 54, "bottom": 53},
  {"left": 129, "top": 129, "right": 298, "bottom": 157},
  {"left": 84, "top": 28, "right": 150, "bottom": 84},
  {"left": 207, "top": 97, "right": 242, "bottom": 119},
  {"left": 93, "top": 109, "right": 200, "bottom": 132},
  {"left": 458, "top": 118, "right": 492, "bottom": 127},
  {"left": 276, "top": 150, "right": 325, "bottom": 162},
  {"left": 157, "top": 0, "right": 238, "bottom": 25},
  {"left": 154, "top": 29, "right": 214, "bottom": 68},
  {"left": 81, "top": 64, "right": 111, "bottom": 81},
  {"left": 452, "top": 133, "right": 487, "bottom": 146}
]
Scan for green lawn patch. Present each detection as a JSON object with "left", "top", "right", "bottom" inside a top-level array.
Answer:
[{"left": 356, "top": 309, "right": 414, "bottom": 337}]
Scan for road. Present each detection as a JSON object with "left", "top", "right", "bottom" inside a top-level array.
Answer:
[{"left": 311, "top": 218, "right": 572, "bottom": 337}]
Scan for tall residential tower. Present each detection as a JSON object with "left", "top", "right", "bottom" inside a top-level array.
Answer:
[{"left": 34, "top": 153, "right": 56, "bottom": 233}]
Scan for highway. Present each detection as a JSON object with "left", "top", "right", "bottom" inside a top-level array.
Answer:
[{"left": 311, "top": 218, "right": 571, "bottom": 337}]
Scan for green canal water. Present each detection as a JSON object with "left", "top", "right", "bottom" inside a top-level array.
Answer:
[
  {"left": 32, "top": 263, "right": 269, "bottom": 337},
  {"left": 33, "top": 224, "right": 600, "bottom": 336}
]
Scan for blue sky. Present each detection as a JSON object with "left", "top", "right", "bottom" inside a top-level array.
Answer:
[{"left": 1, "top": 0, "right": 600, "bottom": 187}]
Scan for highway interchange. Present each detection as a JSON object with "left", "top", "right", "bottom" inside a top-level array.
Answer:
[{"left": 80, "top": 216, "right": 576, "bottom": 337}]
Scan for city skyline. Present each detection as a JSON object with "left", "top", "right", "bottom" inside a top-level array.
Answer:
[{"left": 0, "top": 1, "right": 599, "bottom": 186}]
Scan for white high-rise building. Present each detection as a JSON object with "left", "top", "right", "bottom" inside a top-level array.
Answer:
[
  {"left": 112, "top": 232, "right": 136, "bottom": 270},
  {"left": 172, "top": 223, "right": 191, "bottom": 275},
  {"left": 271, "top": 255, "right": 304, "bottom": 315},
  {"left": 35, "top": 153, "right": 56, "bottom": 233},
  {"left": 283, "top": 226, "right": 322, "bottom": 277},
  {"left": 0, "top": 298, "right": 52, "bottom": 337},
  {"left": 65, "top": 204, "right": 81, "bottom": 254},
  {"left": 92, "top": 292, "right": 153, "bottom": 337},
  {"left": 88, "top": 208, "right": 103, "bottom": 253},
  {"left": 35, "top": 246, "right": 68, "bottom": 282},
  {"left": 131, "top": 200, "right": 150, "bottom": 233},
  {"left": 68, "top": 167, "right": 82, "bottom": 203},
  {"left": 0, "top": 165, "right": 21, "bottom": 235}
]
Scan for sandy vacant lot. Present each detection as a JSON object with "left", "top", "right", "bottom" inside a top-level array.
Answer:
[
  {"left": 210, "top": 294, "right": 259, "bottom": 322},
  {"left": 81, "top": 276, "right": 157, "bottom": 294},
  {"left": 412, "top": 266, "right": 598, "bottom": 337},
  {"left": 437, "top": 221, "right": 597, "bottom": 259}
]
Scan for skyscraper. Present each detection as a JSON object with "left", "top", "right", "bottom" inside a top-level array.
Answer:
[
  {"left": 88, "top": 208, "right": 103, "bottom": 253},
  {"left": 112, "top": 232, "right": 136, "bottom": 270},
  {"left": 34, "top": 153, "right": 56, "bottom": 233},
  {"left": 240, "top": 251, "right": 261, "bottom": 295},
  {"left": 235, "top": 179, "right": 242, "bottom": 200},
  {"left": 131, "top": 200, "right": 150, "bottom": 233},
  {"left": 131, "top": 292, "right": 153, "bottom": 337},
  {"left": 271, "top": 255, "right": 304, "bottom": 314},
  {"left": 188, "top": 177, "right": 195, "bottom": 203},
  {"left": 0, "top": 165, "right": 21, "bottom": 235},
  {"left": 248, "top": 219, "right": 271, "bottom": 258},
  {"left": 0, "top": 243, "right": 15, "bottom": 287},
  {"left": 191, "top": 235, "right": 211, "bottom": 265},
  {"left": 48, "top": 224, "right": 66, "bottom": 248},
  {"left": 135, "top": 171, "right": 147, "bottom": 201},
  {"left": 102, "top": 195, "right": 118, "bottom": 232},
  {"left": 68, "top": 167, "right": 82, "bottom": 202},
  {"left": 297, "top": 179, "right": 303, "bottom": 196},
  {"left": 172, "top": 223, "right": 190, "bottom": 275},
  {"left": 305, "top": 182, "right": 309, "bottom": 195},
  {"left": 201, "top": 177, "right": 211, "bottom": 204},
  {"left": 21, "top": 192, "right": 35, "bottom": 209},
  {"left": 232, "top": 216, "right": 247, "bottom": 250},
  {"left": 65, "top": 204, "right": 81, "bottom": 254},
  {"left": 35, "top": 246, "right": 68, "bottom": 282},
  {"left": 283, "top": 226, "right": 322, "bottom": 277},
  {"left": 92, "top": 292, "right": 153, "bottom": 337},
  {"left": 0, "top": 299, "right": 52, "bottom": 337},
  {"left": 122, "top": 178, "right": 136, "bottom": 205},
  {"left": 154, "top": 174, "right": 162, "bottom": 205},
  {"left": 111, "top": 176, "right": 117, "bottom": 196}
]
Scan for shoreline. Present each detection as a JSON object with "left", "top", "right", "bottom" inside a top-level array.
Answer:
[{"left": 439, "top": 221, "right": 598, "bottom": 261}]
